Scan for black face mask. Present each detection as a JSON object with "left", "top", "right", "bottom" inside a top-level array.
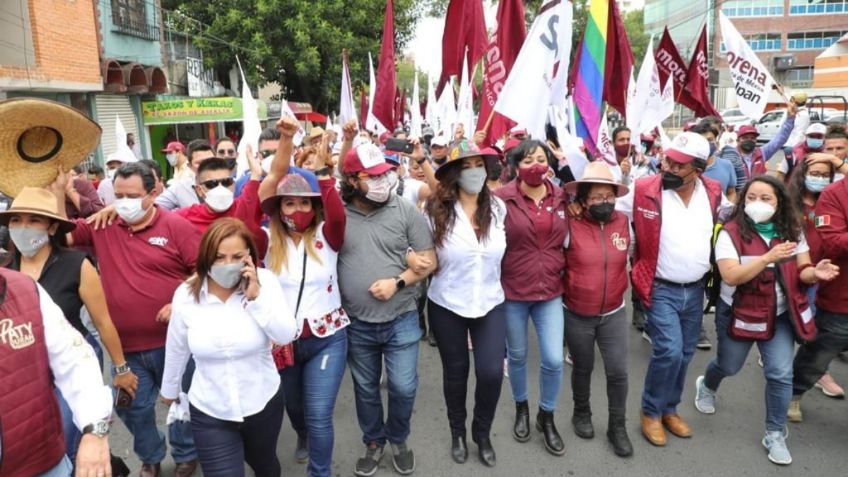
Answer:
[
  {"left": 739, "top": 140, "right": 756, "bottom": 153},
  {"left": 661, "top": 171, "right": 685, "bottom": 190},
  {"left": 588, "top": 202, "right": 615, "bottom": 222}
]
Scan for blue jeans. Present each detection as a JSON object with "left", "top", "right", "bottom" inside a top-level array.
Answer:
[
  {"left": 505, "top": 298, "right": 564, "bottom": 412},
  {"left": 641, "top": 281, "right": 705, "bottom": 417},
  {"left": 114, "top": 347, "right": 197, "bottom": 464},
  {"left": 279, "top": 329, "right": 348, "bottom": 477},
  {"left": 704, "top": 300, "right": 794, "bottom": 432},
  {"left": 347, "top": 311, "right": 421, "bottom": 446},
  {"left": 55, "top": 334, "right": 103, "bottom": 465},
  {"left": 37, "top": 456, "right": 72, "bottom": 477}
]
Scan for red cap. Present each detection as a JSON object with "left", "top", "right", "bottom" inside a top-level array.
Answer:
[
  {"left": 510, "top": 128, "right": 528, "bottom": 139},
  {"left": 378, "top": 132, "right": 391, "bottom": 144},
  {"left": 503, "top": 138, "right": 522, "bottom": 153},
  {"left": 343, "top": 144, "right": 394, "bottom": 176},
  {"left": 161, "top": 141, "right": 185, "bottom": 153},
  {"left": 665, "top": 132, "right": 710, "bottom": 164},
  {"left": 737, "top": 125, "right": 760, "bottom": 138}
]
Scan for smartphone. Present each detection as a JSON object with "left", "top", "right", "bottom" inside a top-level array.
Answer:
[
  {"left": 115, "top": 387, "right": 133, "bottom": 409},
  {"left": 385, "top": 138, "right": 414, "bottom": 155}
]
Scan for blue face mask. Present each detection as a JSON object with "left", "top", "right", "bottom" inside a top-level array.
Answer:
[
  {"left": 806, "top": 138, "right": 824, "bottom": 150},
  {"left": 805, "top": 175, "right": 830, "bottom": 193},
  {"left": 708, "top": 142, "right": 717, "bottom": 158}
]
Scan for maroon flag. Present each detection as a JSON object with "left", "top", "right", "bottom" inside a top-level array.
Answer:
[
  {"left": 373, "top": 0, "right": 397, "bottom": 130},
  {"left": 438, "top": 0, "right": 488, "bottom": 95},
  {"left": 602, "top": 0, "right": 634, "bottom": 118},
  {"left": 359, "top": 88, "right": 368, "bottom": 129},
  {"left": 655, "top": 27, "right": 688, "bottom": 92},
  {"left": 475, "top": 0, "right": 526, "bottom": 145},
  {"left": 684, "top": 25, "right": 720, "bottom": 118}
]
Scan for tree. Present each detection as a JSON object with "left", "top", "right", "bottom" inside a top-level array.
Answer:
[
  {"left": 164, "top": 0, "right": 424, "bottom": 114},
  {"left": 623, "top": 8, "right": 649, "bottom": 72}
]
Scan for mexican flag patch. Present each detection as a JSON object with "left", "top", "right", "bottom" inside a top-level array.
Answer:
[{"left": 815, "top": 215, "right": 831, "bottom": 228}]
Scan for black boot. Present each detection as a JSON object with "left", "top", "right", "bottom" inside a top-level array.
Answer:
[
  {"left": 474, "top": 436, "right": 496, "bottom": 467},
  {"left": 451, "top": 433, "right": 468, "bottom": 464},
  {"left": 607, "top": 413, "right": 633, "bottom": 457},
  {"left": 535, "top": 408, "right": 566, "bottom": 456},
  {"left": 513, "top": 401, "right": 531, "bottom": 442},
  {"left": 571, "top": 403, "right": 594, "bottom": 439}
]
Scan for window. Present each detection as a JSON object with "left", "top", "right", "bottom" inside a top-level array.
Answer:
[
  {"left": 791, "top": 0, "right": 846, "bottom": 15},
  {"left": 787, "top": 31, "right": 848, "bottom": 50},
  {"left": 720, "top": 33, "right": 781, "bottom": 52},
  {"left": 722, "top": 0, "right": 784, "bottom": 17},
  {"left": 111, "top": 0, "right": 159, "bottom": 41}
]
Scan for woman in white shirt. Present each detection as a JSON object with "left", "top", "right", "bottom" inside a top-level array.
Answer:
[
  {"left": 161, "top": 218, "right": 297, "bottom": 477},
  {"left": 425, "top": 140, "right": 507, "bottom": 468},
  {"left": 693, "top": 176, "right": 838, "bottom": 466}
]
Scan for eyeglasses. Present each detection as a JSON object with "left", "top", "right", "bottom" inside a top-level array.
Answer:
[
  {"left": 259, "top": 149, "right": 275, "bottom": 158},
  {"left": 587, "top": 195, "right": 616, "bottom": 204},
  {"left": 217, "top": 148, "right": 236, "bottom": 157},
  {"left": 201, "top": 178, "right": 235, "bottom": 189}
]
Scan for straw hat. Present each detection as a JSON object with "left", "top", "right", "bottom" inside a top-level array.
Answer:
[
  {"left": 0, "top": 98, "right": 101, "bottom": 198},
  {"left": 0, "top": 187, "right": 76, "bottom": 233},
  {"left": 563, "top": 161, "right": 629, "bottom": 198}
]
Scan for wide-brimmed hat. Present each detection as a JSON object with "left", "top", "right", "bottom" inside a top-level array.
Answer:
[
  {"left": 563, "top": 161, "right": 629, "bottom": 198},
  {"left": 435, "top": 139, "right": 486, "bottom": 180},
  {"left": 0, "top": 187, "right": 76, "bottom": 233},
  {"left": 260, "top": 170, "right": 321, "bottom": 216},
  {"left": 0, "top": 98, "right": 101, "bottom": 198}
]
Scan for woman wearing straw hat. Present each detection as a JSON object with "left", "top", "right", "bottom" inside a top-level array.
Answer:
[
  {"left": 426, "top": 139, "right": 508, "bottom": 467},
  {"left": 258, "top": 118, "right": 349, "bottom": 477},
  {"left": 561, "top": 161, "right": 634, "bottom": 458},
  {"left": 0, "top": 185, "right": 139, "bottom": 466}
]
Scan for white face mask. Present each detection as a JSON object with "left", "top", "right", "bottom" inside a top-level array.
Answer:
[
  {"left": 744, "top": 200, "right": 776, "bottom": 224},
  {"left": 364, "top": 175, "right": 392, "bottom": 203},
  {"left": 261, "top": 155, "right": 274, "bottom": 174},
  {"left": 204, "top": 185, "right": 234, "bottom": 212},
  {"left": 9, "top": 227, "right": 49, "bottom": 257},
  {"left": 166, "top": 153, "right": 178, "bottom": 167},
  {"left": 106, "top": 168, "right": 117, "bottom": 180},
  {"left": 209, "top": 263, "right": 243, "bottom": 289},
  {"left": 458, "top": 167, "right": 488, "bottom": 194},
  {"left": 115, "top": 196, "right": 149, "bottom": 224}
]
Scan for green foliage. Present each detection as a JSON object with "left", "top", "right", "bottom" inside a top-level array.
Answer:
[
  {"left": 165, "top": 0, "right": 424, "bottom": 114},
  {"left": 623, "top": 8, "right": 649, "bottom": 72}
]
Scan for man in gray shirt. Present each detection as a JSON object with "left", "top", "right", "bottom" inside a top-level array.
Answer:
[
  {"left": 338, "top": 142, "right": 436, "bottom": 477},
  {"left": 155, "top": 139, "right": 214, "bottom": 210}
]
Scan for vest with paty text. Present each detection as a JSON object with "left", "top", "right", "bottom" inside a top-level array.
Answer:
[
  {"left": 722, "top": 222, "right": 817, "bottom": 342},
  {"left": 0, "top": 269, "right": 65, "bottom": 477}
]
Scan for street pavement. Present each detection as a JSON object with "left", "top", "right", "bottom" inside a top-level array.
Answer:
[{"left": 108, "top": 307, "right": 848, "bottom": 477}]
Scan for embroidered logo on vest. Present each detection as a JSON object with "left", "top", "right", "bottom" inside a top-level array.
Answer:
[
  {"left": 636, "top": 206, "right": 659, "bottom": 220},
  {"left": 611, "top": 232, "right": 628, "bottom": 251},
  {"left": 0, "top": 318, "right": 35, "bottom": 349}
]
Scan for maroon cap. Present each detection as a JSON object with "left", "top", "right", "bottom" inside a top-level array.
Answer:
[
  {"left": 343, "top": 143, "right": 394, "bottom": 176},
  {"left": 162, "top": 141, "right": 185, "bottom": 153},
  {"left": 737, "top": 125, "right": 760, "bottom": 138},
  {"left": 503, "top": 138, "right": 522, "bottom": 153}
]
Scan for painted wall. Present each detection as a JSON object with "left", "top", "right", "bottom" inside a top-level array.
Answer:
[{"left": 99, "top": 0, "right": 163, "bottom": 66}]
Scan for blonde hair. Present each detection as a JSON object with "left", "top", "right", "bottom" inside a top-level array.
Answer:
[{"left": 267, "top": 202, "right": 324, "bottom": 273}]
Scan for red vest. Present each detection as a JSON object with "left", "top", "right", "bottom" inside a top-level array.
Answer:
[
  {"left": 0, "top": 269, "right": 66, "bottom": 477},
  {"left": 631, "top": 174, "right": 723, "bottom": 308},
  {"left": 723, "top": 223, "right": 817, "bottom": 342},
  {"left": 746, "top": 148, "right": 767, "bottom": 178},
  {"left": 563, "top": 211, "right": 630, "bottom": 316}
]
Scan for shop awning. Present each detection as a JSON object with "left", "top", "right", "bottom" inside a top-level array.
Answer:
[
  {"left": 141, "top": 97, "right": 268, "bottom": 125},
  {"left": 295, "top": 111, "right": 327, "bottom": 122}
]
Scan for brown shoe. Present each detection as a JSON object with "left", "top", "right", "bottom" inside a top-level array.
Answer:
[
  {"left": 139, "top": 463, "right": 160, "bottom": 477},
  {"left": 662, "top": 414, "right": 693, "bottom": 438},
  {"left": 174, "top": 459, "right": 198, "bottom": 477},
  {"left": 640, "top": 411, "right": 667, "bottom": 446}
]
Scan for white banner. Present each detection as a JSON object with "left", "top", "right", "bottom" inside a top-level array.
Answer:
[
  {"left": 456, "top": 52, "right": 474, "bottom": 140},
  {"left": 597, "top": 106, "right": 623, "bottom": 182},
  {"left": 366, "top": 52, "right": 387, "bottom": 134},
  {"left": 339, "top": 54, "right": 357, "bottom": 127},
  {"left": 236, "top": 59, "right": 262, "bottom": 175},
  {"left": 410, "top": 61, "right": 423, "bottom": 138},
  {"left": 719, "top": 12, "right": 774, "bottom": 120}
]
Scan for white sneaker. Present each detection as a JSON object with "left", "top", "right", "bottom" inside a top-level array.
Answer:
[
  {"left": 762, "top": 430, "right": 792, "bottom": 465},
  {"left": 565, "top": 351, "right": 573, "bottom": 366},
  {"left": 694, "top": 376, "right": 716, "bottom": 414},
  {"left": 641, "top": 330, "right": 652, "bottom": 345}
]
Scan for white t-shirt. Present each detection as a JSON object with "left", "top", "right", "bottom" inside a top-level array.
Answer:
[
  {"left": 393, "top": 177, "right": 426, "bottom": 207},
  {"left": 715, "top": 229, "right": 809, "bottom": 315}
]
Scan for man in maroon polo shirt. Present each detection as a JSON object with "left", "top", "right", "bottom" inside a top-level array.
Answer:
[{"left": 67, "top": 162, "right": 201, "bottom": 477}]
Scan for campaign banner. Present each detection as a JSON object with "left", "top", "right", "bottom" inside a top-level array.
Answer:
[{"left": 719, "top": 12, "right": 774, "bottom": 119}]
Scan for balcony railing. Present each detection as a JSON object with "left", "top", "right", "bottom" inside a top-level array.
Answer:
[{"left": 111, "top": 11, "right": 160, "bottom": 41}]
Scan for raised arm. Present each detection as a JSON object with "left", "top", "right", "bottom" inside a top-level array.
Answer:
[
  {"left": 337, "top": 119, "right": 357, "bottom": 171},
  {"left": 259, "top": 117, "right": 298, "bottom": 203}
]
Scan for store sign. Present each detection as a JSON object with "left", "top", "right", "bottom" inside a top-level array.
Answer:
[
  {"left": 186, "top": 57, "right": 215, "bottom": 97},
  {"left": 142, "top": 97, "right": 268, "bottom": 125}
]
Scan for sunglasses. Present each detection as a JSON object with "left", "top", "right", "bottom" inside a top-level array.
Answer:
[
  {"left": 217, "top": 148, "right": 236, "bottom": 157},
  {"left": 201, "top": 178, "right": 235, "bottom": 189},
  {"left": 259, "top": 149, "right": 275, "bottom": 158}
]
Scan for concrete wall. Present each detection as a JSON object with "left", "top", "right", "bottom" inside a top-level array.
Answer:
[{"left": 98, "top": 0, "right": 163, "bottom": 66}]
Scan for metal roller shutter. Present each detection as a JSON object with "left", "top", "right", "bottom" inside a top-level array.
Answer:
[{"left": 95, "top": 95, "right": 138, "bottom": 157}]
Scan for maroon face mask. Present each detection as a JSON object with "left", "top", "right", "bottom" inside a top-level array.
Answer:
[
  {"left": 281, "top": 209, "right": 315, "bottom": 232},
  {"left": 614, "top": 144, "right": 632, "bottom": 159},
  {"left": 517, "top": 163, "right": 549, "bottom": 187}
]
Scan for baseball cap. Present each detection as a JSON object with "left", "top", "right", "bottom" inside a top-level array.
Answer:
[
  {"left": 431, "top": 134, "right": 449, "bottom": 147},
  {"left": 503, "top": 138, "right": 522, "bottom": 153},
  {"left": 105, "top": 151, "right": 138, "bottom": 165},
  {"left": 665, "top": 132, "right": 710, "bottom": 164},
  {"left": 737, "top": 124, "right": 759, "bottom": 138},
  {"left": 162, "top": 141, "right": 185, "bottom": 153},
  {"left": 343, "top": 143, "right": 394, "bottom": 176},
  {"left": 805, "top": 123, "right": 827, "bottom": 136}
]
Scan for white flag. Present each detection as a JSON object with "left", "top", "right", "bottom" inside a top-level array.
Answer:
[
  {"left": 436, "top": 79, "right": 457, "bottom": 139},
  {"left": 626, "top": 67, "right": 640, "bottom": 146},
  {"left": 339, "top": 52, "right": 357, "bottom": 127},
  {"left": 410, "top": 61, "right": 423, "bottom": 138},
  {"left": 719, "top": 12, "right": 774, "bottom": 119},
  {"left": 279, "top": 98, "right": 305, "bottom": 147},
  {"left": 456, "top": 51, "right": 474, "bottom": 140},
  {"left": 426, "top": 72, "right": 438, "bottom": 130},
  {"left": 495, "top": 0, "right": 572, "bottom": 140},
  {"left": 629, "top": 37, "right": 662, "bottom": 137},
  {"left": 597, "top": 107, "right": 623, "bottom": 182},
  {"left": 550, "top": 105, "right": 589, "bottom": 180},
  {"left": 659, "top": 74, "right": 675, "bottom": 127},
  {"left": 366, "top": 52, "right": 387, "bottom": 134},
  {"left": 113, "top": 115, "right": 138, "bottom": 162},
  {"left": 236, "top": 58, "right": 262, "bottom": 175}
]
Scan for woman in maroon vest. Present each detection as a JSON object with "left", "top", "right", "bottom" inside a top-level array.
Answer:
[
  {"left": 561, "top": 162, "right": 633, "bottom": 458},
  {"left": 694, "top": 175, "right": 839, "bottom": 466}
]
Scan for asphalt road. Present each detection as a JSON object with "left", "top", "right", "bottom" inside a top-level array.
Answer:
[{"left": 106, "top": 303, "right": 848, "bottom": 477}]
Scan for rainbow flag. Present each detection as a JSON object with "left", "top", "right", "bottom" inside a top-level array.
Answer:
[{"left": 572, "top": 0, "right": 633, "bottom": 153}]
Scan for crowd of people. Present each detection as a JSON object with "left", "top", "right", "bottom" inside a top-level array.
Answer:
[{"left": 1, "top": 95, "right": 847, "bottom": 477}]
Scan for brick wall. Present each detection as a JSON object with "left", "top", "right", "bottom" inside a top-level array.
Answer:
[{"left": 0, "top": 0, "right": 101, "bottom": 86}]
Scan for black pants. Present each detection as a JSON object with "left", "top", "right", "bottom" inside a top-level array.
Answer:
[
  {"left": 428, "top": 301, "right": 506, "bottom": 441},
  {"left": 189, "top": 385, "right": 285, "bottom": 477},
  {"left": 564, "top": 307, "right": 629, "bottom": 416},
  {"left": 793, "top": 308, "right": 848, "bottom": 396}
]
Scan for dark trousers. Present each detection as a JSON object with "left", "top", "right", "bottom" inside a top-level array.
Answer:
[
  {"left": 189, "top": 385, "right": 285, "bottom": 477},
  {"left": 564, "top": 307, "right": 629, "bottom": 416},
  {"left": 793, "top": 308, "right": 848, "bottom": 396},
  {"left": 428, "top": 301, "right": 506, "bottom": 441}
]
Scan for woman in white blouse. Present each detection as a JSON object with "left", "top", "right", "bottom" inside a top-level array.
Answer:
[
  {"left": 425, "top": 140, "right": 508, "bottom": 468},
  {"left": 161, "top": 218, "right": 297, "bottom": 477}
]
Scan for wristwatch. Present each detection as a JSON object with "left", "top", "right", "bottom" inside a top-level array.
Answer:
[
  {"left": 394, "top": 276, "right": 406, "bottom": 290},
  {"left": 113, "top": 362, "right": 131, "bottom": 375},
  {"left": 82, "top": 420, "right": 110, "bottom": 437}
]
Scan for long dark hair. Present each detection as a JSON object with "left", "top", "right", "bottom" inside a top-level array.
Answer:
[
  {"left": 730, "top": 175, "right": 802, "bottom": 243},
  {"left": 787, "top": 158, "right": 835, "bottom": 210},
  {"left": 426, "top": 158, "right": 495, "bottom": 248}
]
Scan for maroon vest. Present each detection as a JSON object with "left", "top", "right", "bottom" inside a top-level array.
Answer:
[
  {"left": 0, "top": 269, "right": 65, "bottom": 477},
  {"left": 631, "top": 175, "right": 723, "bottom": 307},
  {"left": 746, "top": 148, "right": 767, "bottom": 178},
  {"left": 563, "top": 211, "right": 630, "bottom": 316},
  {"left": 723, "top": 223, "right": 817, "bottom": 342}
]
